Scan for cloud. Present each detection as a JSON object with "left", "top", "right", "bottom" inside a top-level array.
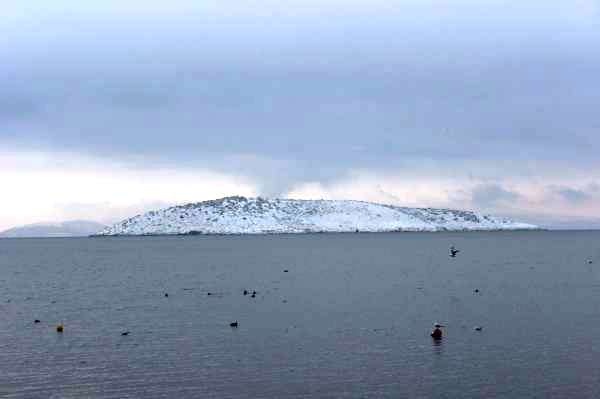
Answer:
[
  {"left": 0, "top": 96, "right": 38, "bottom": 121},
  {"left": 3, "top": 148, "right": 600, "bottom": 229},
  {"left": 284, "top": 171, "right": 456, "bottom": 208},
  {"left": 2, "top": 0, "right": 600, "bottom": 170},
  {"left": 51, "top": 201, "right": 172, "bottom": 226},
  {"left": 554, "top": 187, "right": 591, "bottom": 203},
  {"left": 0, "top": 150, "right": 258, "bottom": 230},
  {"left": 547, "top": 183, "right": 600, "bottom": 204},
  {"left": 470, "top": 184, "right": 521, "bottom": 208}
]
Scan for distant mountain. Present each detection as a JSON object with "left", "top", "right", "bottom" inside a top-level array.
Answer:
[
  {"left": 0, "top": 220, "right": 107, "bottom": 238},
  {"left": 98, "top": 196, "right": 538, "bottom": 236}
]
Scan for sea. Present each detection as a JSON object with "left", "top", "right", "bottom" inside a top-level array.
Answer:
[{"left": 1, "top": 231, "right": 600, "bottom": 398}]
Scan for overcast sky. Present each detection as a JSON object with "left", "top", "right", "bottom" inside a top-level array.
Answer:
[{"left": 1, "top": 0, "right": 600, "bottom": 230}]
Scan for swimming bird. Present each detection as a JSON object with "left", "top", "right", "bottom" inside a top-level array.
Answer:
[
  {"left": 450, "top": 246, "right": 460, "bottom": 257},
  {"left": 121, "top": 331, "right": 130, "bottom": 336},
  {"left": 34, "top": 319, "right": 41, "bottom": 324},
  {"left": 56, "top": 324, "right": 64, "bottom": 333},
  {"left": 474, "top": 289, "right": 480, "bottom": 293},
  {"left": 164, "top": 293, "right": 169, "bottom": 297},
  {"left": 431, "top": 323, "right": 444, "bottom": 339},
  {"left": 474, "top": 326, "right": 483, "bottom": 331},
  {"left": 230, "top": 321, "right": 238, "bottom": 328},
  {"left": 243, "top": 290, "right": 248, "bottom": 296},
  {"left": 284, "top": 270, "right": 289, "bottom": 273}
]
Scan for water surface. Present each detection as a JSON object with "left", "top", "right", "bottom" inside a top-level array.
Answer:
[{"left": 2, "top": 232, "right": 600, "bottom": 398}]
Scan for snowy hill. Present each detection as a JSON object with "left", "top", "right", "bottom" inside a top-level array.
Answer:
[
  {"left": 0, "top": 220, "right": 107, "bottom": 238},
  {"left": 97, "top": 196, "right": 537, "bottom": 236}
]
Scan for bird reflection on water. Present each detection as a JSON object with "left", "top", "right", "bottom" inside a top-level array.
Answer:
[{"left": 432, "top": 336, "right": 444, "bottom": 355}]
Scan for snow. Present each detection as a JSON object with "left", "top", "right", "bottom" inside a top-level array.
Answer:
[{"left": 97, "top": 196, "right": 538, "bottom": 236}]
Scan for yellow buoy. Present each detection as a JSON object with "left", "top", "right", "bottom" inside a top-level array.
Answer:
[{"left": 56, "top": 324, "right": 64, "bottom": 333}]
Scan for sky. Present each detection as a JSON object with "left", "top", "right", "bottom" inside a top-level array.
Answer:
[{"left": 1, "top": 0, "right": 600, "bottom": 230}]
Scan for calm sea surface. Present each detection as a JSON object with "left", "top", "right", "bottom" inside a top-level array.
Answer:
[{"left": 2, "top": 231, "right": 600, "bottom": 398}]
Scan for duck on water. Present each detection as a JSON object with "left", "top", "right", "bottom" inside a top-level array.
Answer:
[
  {"left": 431, "top": 323, "right": 444, "bottom": 339},
  {"left": 450, "top": 246, "right": 460, "bottom": 257}
]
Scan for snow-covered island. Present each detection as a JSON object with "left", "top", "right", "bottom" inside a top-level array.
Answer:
[{"left": 96, "top": 196, "right": 538, "bottom": 236}]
